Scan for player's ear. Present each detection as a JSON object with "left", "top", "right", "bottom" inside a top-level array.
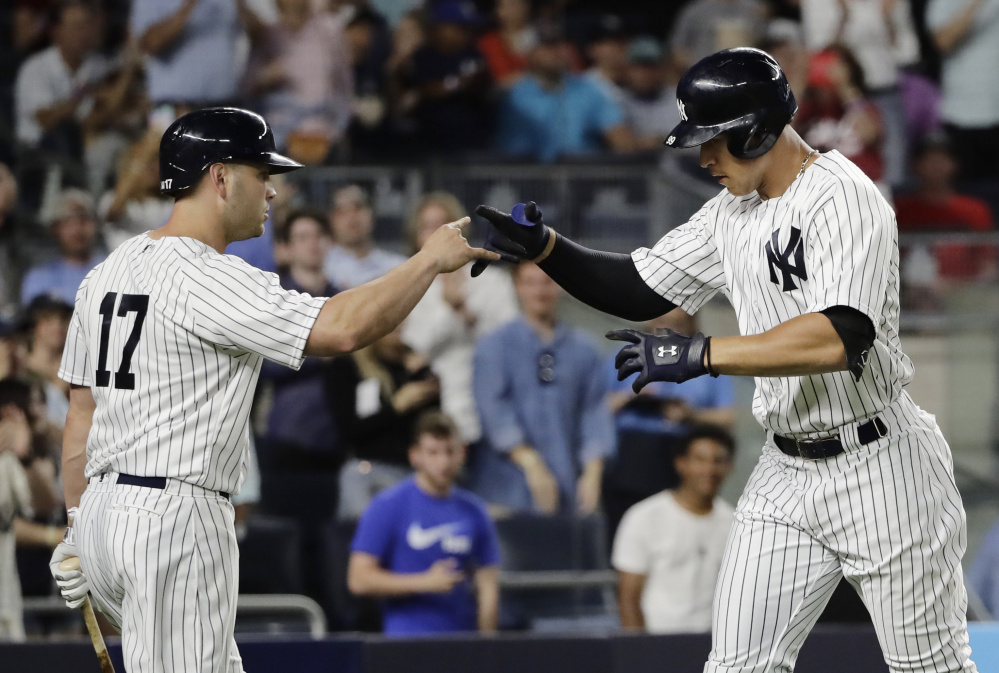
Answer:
[{"left": 208, "top": 163, "right": 228, "bottom": 198}]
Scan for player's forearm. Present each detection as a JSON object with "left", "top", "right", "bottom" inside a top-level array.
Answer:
[
  {"left": 305, "top": 252, "right": 441, "bottom": 356},
  {"left": 62, "top": 387, "right": 95, "bottom": 511},
  {"left": 710, "top": 312, "right": 847, "bottom": 377},
  {"left": 538, "top": 235, "right": 675, "bottom": 322}
]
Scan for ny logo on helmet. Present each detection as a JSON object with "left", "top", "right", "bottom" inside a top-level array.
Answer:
[{"left": 677, "top": 99, "right": 688, "bottom": 122}]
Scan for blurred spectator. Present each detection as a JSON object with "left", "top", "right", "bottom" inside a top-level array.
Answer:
[
  {"left": 969, "top": 518, "right": 999, "bottom": 617},
  {"left": 471, "top": 263, "right": 614, "bottom": 515},
  {"left": 895, "top": 133, "right": 995, "bottom": 307},
  {"left": 5, "top": 376, "right": 65, "bottom": 616},
  {"left": 326, "top": 325, "right": 440, "bottom": 519},
  {"left": 401, "top": 192, "right": 519, "bottom": 446},
  {"left": 0, "top": 163, "right": 19, "bottom": 318},
  {"left": 20, "top": 188, "right": 106, "bottom": 307},
  {"left": 14, "top": 2, "right": 114, "bottom": 165},
  {"left": 0, "top": 3, "right": 50, "bottom": 148},
  {"left": 260, "top": 209, "right": 342, "bottom": 472},
  {"left": 762, "top": 18, "right": 809, "bottom": 99},
  {"left": 323, "top": 184, "right": 405, "bottom": 290},
  {"left": 496, "top": 21, "right": 633, "bottom": 162},
  {"left": 668, "top": 0, "right": 768, "bottom": 71},
  {"left": 408, "top": 0, "right": 492, "bottom": 154},
  {"left": 98, "top": 135, "right": 172, "bottom": 250},
  {"left": 347, "top": 7, "right": 393, "bottom": 150},
  {"left": 0, "top": 318, "right": 24, "bottom": 381},
  {"left": 0, "top": 377, "right": 32, "bottom": 642},
  {"left": 131, "top": 0, "right": 264, "bottom": 111},
  {"left": 478, "top": 0, "right": 537, "bottom": 88},
  {"left": 620, "top": 37, "right": 680, "bottom": 152},
  {"left": 794, "top": 47, "right": 886, "bottom": 185},
  {"left": 584, "top": 14, "right": 630, "bottom": 106},
  {"left": 602, "top": 309, "right": 734, "bottom": 540},
  {"left": 927, "top": 0, "right": 999, "bottom": 180},
  {"left": 348, "top": 411, "right": 500, "bottom": 635},
  {"left": 380, "top": 10, "right": 426, "bottom": 154},
  {"left": 612, "top": 424, "right": 735, "bottom": 633},
  {"left": 244, "top": 0, "right": 353, "bottom": 164},
  {"left": 800, "top": 0, "right": 919, "bottom": 187},
  {"left": 20, "top": 296, "right": 73, "bottom": 434}
]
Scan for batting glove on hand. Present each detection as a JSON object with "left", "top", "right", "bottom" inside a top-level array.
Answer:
[
  {"left": 471, "top": 201, "right": 550, "bottom": 277},
  {"left": 607, "top": 328, "right": 712, "bottom": 392},
  {"left": 49, "top": 540, "right": 90, "bottom": 609}
]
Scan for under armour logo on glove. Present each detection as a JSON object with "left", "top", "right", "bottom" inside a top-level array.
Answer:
[
  {"left": 655, "top": 345, "right": 679, "bottom": 362},
  {"left": 607, "top": 327, "right": 712, "bottom": 392}
]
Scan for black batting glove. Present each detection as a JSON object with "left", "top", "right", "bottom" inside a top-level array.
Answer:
[
  {"left": 471, "top": 201, "right": 551, "bottom": 277},
  {"left": 607, "top": 328, "right": 712, "bottom": 392}
]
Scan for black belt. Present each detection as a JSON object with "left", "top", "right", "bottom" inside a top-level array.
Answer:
[
  {"left": 772, "top": 416, "right": 888, "bottom": 460},
  {"left": 114, "top": 473, "right": 230, "bottom": 500}
]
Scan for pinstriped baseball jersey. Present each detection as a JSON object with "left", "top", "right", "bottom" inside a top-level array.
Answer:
[
  {"left": 633, "top": 150, "right": 913, "bottom": 439},
  {"left": 58, "top": 233, "right": 327, "bottom": 494}
]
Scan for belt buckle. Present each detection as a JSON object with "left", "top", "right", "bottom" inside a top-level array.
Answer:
[{"left": 793, "top": 439, "right": 816, "bottom": 459}]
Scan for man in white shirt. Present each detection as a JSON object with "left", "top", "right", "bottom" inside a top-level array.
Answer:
[
  {"left": 612, "top": 424, "right": 735, "bottom": 633},
  {"left": 14, "top": 2, "right": 112, "bottom": 152},
  {"left": 324, "top": 184, "right": 406, "bottom": 289}
]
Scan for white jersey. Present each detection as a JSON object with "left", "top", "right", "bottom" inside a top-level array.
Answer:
[
  {"left": 58, "top": 234, "right": 327, "bottom": 495},
  {"left": 633, "top": 150, "right": 913, "bottom": 439},
  {"left": 612, "top": 491, "right": 734, "bottom": 634}
]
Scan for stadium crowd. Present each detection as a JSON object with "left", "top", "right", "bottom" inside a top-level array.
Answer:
[{"left": 1, "top": 0, "right": 998, "bottom": 639}]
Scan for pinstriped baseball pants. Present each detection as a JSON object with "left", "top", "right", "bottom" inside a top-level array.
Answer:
[
  {"left": 76, "top": 474, "right": 244, "bottom": 673},
  {"left": 705, "top": 392, "right": 978, "bottom": 673}
]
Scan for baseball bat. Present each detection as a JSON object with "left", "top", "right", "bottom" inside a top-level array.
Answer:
[{"left": 59, "top": 556, "right": 116, "bottom": 673}]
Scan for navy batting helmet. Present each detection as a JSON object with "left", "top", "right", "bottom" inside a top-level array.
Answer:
[
  {"left": 159, "top": 107, "right": 302, "bottom": 196},
  {"left": 664, "top": 48, "right": 797, "bottom": 159}
]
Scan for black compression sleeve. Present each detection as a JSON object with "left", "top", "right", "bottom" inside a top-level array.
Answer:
[
  {"left": 820, "top": 305, "right": 875, "bottom": 381},
  {"left": 537, "top": 233, "right": 676, "bottom": 321}
]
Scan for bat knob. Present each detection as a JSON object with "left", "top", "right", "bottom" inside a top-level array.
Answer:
[{"left": 60, "top": 556, "right": 81, "bottom": 572}]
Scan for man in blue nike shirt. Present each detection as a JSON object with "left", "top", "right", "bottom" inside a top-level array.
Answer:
[{"left": 348, "top": 411, "right": 501, "bottom": 634}]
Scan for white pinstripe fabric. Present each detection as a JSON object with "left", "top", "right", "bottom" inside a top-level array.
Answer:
[
  {"left": 58, "top": 233, "right": 327, "bottom": 673},
  {"left": 633, "top": 151, "right": 913, "bottom": 440},
  {"left": 77, "top": 474, "right": 242, "bottom": 673},
  {"left": 58, "top": 234, "right": 326, "bottom": 494},
  {"left": 706, "top": 392, "right": 976, "bottom": 673},
  {"left": 628, "top": 151, "right": 975, "bottom": 672}
]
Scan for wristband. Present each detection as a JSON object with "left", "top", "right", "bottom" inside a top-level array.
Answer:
[
  {"left": 704, "top": 337, "right": 719, "bottom": 378},
  {"left": 531, "top": 227, "right": 558, "bottom": 264},
  {"left": 67, "top": 506, "right": 79, "bottom": 524}
]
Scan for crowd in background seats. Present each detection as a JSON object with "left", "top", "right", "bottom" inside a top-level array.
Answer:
[{"left": 1, "top": 0, "right": 998, "bottom": 639}]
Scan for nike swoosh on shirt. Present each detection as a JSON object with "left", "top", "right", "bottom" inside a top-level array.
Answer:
[{"left": 406, "top": 522, "right": 461, "bottom": 550}]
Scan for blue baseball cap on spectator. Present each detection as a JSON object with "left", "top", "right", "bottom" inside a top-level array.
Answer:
[{"left": 431, "top": 0, "right": 480, "bottom": 26}]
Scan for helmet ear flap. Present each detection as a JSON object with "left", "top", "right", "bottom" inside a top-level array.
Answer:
[{"left": 727, "top": 118, "right": 781, "bottom": 160}]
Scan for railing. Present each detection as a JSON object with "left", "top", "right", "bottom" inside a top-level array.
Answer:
[{"left": 22, "top": 593, "right": 328, "bottom": 638}]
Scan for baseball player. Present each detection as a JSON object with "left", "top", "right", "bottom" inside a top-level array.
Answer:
[
  {"left": 46, "top": 107, "right": 497, "bottom": 672},
  {"left": 474, "top": 48, "right": 977, "bottom": 673}
]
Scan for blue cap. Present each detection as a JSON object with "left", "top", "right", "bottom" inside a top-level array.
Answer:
[{"left": 431, "top": 0, "right": 479, "bottom": 26}]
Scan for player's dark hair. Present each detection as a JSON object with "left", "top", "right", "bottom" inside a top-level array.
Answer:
[
  {"left": 675, "top": 424, "right": 736, "bottom": 459},
  {"left": 411, "top": 410, "right": 460, "bottom": 445},
  {"left": 277, "top": 208, "right": 331, "bottom": 242}
]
